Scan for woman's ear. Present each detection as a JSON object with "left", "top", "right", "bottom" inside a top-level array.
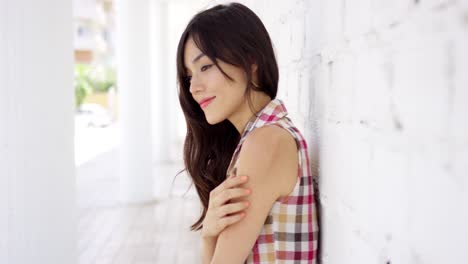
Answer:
[
  {"left": 251, "top": 63, "right": 258, "bottom": 73},
  {"left": 248, "top": 55, "right": 258, "bottom": 73}
]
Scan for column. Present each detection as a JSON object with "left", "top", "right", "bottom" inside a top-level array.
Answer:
[
  {"left": 150, "top": 0, "right": 175, "bottom": 199},
  {"left": 150, "top": 0, "right": 171, "bottom": 163},
  {"left": 115, "top": 0, "right": 154, "bottom": 203},
  {"left": 0, "top": 0, "right": 76, "bottom": 263}
]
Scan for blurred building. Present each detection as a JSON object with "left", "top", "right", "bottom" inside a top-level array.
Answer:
[{"left": 74, "top": 0, "right": 115, "bottom": 66}]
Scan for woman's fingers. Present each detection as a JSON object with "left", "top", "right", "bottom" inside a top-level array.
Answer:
[
  {"left": 210, "top": 175, "right": 249, "bottom": 198},
  {"left": 212, "top": 187, "right": 251, "bottom": 207},
  {"left": 217, "top": 201, "right": 250, "bottom": 217},
  {"left": 226, "top": 175, "right": 248, "bottom": 189},
  {"left": 203, "top": 176, "right": 251, "bottom": 237},
  {"left": 219, "top": 211, "right": 246, "bottom": 228}
]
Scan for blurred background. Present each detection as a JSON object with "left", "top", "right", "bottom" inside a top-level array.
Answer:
[
  {"left": 1, "top": 0, "right": 468, "bottom": 263},
  {"left": 72, "top": 0, "right": 201, "bottom": 263}
]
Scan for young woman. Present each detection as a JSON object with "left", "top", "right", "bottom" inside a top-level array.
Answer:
[{"left": 176, "top": 2, "right": 319, "bottom": 263}]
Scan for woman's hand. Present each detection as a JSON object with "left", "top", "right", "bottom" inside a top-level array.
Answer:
[{"left": 201, "top": 175, "right": 251, "bottom": 239}]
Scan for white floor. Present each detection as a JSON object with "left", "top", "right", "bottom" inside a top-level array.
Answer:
[{"left": 75, "top": 122, "right": 201, "bottom": 264}]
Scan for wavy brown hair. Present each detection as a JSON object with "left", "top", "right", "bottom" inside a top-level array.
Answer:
[{"left": 175, "top": 2, "right": 279, "bottom": 231}]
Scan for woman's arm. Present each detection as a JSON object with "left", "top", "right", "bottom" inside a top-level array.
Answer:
[
  {"left": 209, "top": 125, "right": 298, "bottom": 264},
  {"left": 201, "top": 235, "right": 217, "bottom": 264},
  {"left": 200, "top": 174, "right": 252, "bottom": 263}
]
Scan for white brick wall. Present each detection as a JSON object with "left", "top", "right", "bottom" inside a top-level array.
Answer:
[{"left": 213, "top": 0, "right": 468, "bottom": 263}]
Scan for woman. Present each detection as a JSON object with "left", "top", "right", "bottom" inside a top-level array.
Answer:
[{"left": 176, "top": 2, "right": 319, "bottom": 263}]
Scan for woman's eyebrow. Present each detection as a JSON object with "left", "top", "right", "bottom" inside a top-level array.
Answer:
[
  {"left": 192, "top": 53, "right": 205, "bottom": 63},
  {"left": 184, "top": 53, "right": 206, "bottom": 72}
]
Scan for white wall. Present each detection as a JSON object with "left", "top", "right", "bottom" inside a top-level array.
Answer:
[
  {"left": 202, "top": 0, "right": 468, "bottom": 263},
  {"left": 0, "top": 0, "right": 76, "bottom": 263}
]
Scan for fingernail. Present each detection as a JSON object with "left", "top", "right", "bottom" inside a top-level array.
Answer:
[
  {"left": 245, "top": 189, "right": 251, "bottom": 194},
  {"left": 241, "top": 176, "right": 248, "bottom": 180}
]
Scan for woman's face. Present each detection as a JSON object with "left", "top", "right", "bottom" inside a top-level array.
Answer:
[{"left": 183, "top": 37, "right": 249, "bottom": 125}]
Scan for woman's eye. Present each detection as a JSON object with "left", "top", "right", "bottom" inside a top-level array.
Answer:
[
  {"left": 201, "top": 64, "right": 212, "bottom": 72},
  {"left": 184, "top": 65, "right": 211, "bottom": 82}
]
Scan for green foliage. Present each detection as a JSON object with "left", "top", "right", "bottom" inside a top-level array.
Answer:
[
  {"left": 74, "top": 64, "right": 93, "bottom": 108},
  {"left": 74, "top": 64, "right": 117, "bottom": 108},
  {"left": 89, "top": 65, "right": 117, "bottom": 93}
]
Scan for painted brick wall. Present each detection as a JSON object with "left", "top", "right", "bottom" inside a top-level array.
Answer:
[{"left": 211, "top": 0, "right": 468, "bottom": 263}]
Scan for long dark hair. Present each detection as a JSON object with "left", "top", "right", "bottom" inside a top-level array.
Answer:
[{"left": 176, "top": 2, "right": 279, "bottom": 231}]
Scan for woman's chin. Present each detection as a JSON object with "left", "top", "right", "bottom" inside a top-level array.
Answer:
[
  {"left": 205, "top": 115, "right": 223, "bottom": 125},
  {"left": 206, "top": 118, "right": 218, "bottom": 125}
]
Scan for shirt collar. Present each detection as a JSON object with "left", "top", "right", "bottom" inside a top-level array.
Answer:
[
  {"left": 239, "top": 98, "right": 289, "bottom": 140},
  {"left": 226, "top": 98, "right": 289, "bottom": 177}
]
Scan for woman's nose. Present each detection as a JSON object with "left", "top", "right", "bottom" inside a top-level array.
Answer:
[{"left": 189, "top": 77, "right": 204, "bottom": 94}]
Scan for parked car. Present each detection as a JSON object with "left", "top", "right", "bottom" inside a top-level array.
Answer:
[{"left": 76, "top": 103, "right": 112, "bottom": 128}]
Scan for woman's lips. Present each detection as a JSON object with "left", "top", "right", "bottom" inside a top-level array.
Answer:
[{"left": 200, "top": 97, "right": 215, "bottom": 109}]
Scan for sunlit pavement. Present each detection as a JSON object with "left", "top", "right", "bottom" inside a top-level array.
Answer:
[
  {"left": 75, "top": 121, "right": 201, "bottom": 264},
  {"left": 74, "top": 116, "right": 120, "bottom": 167}
]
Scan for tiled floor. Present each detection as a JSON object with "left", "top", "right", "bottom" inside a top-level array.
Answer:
[{"left": 76, "top": 148, "right": 201, "bottom": 264}]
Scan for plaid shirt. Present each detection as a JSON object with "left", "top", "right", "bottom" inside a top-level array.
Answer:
[{"left": 226, "top": 98, "right": 319, "bottom": 264}]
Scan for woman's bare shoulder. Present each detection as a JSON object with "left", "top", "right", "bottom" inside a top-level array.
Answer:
[
  {"left": 244, "top": 124, "right": 297, "bottom": 157},
  {"left": 241, "top": 124, "right": 299, "bottom": 197}
]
